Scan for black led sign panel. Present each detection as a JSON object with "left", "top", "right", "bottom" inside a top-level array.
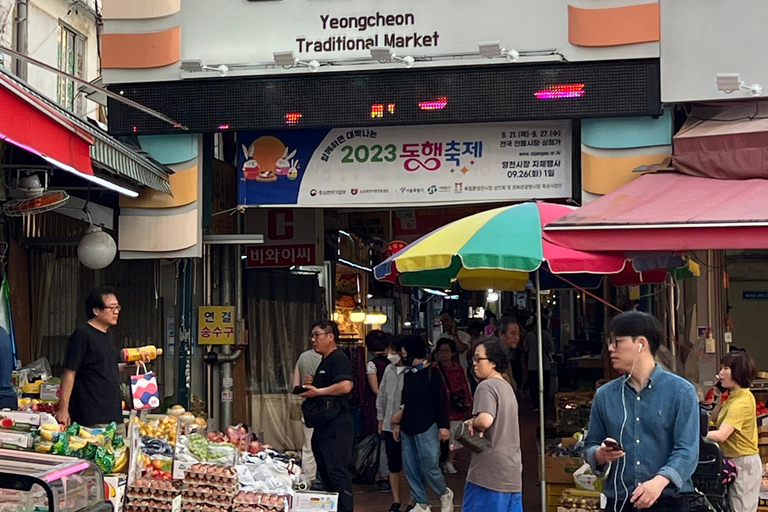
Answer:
[{"left": 107, "top": 59, "right": 660, "bottom": 135}]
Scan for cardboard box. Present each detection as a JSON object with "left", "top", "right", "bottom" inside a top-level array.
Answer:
[
  {"left": 539, "top": 455, "right": 583, "bottom": 484},
  {"left": 291, "top": 491, "right": 339, "bottom": 512},
  {"left": 104, "top": 474, "right": 127, "bottom": 512},
  {"left": 39, "top": 383, "right": 60, "bottom": 401}
]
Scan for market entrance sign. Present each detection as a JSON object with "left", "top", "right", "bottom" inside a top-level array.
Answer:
[{"left": 237, "top": 121, "right": 572, "bottom": 207}]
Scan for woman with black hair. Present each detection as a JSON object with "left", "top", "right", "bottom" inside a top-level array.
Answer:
[
  {"left": 391, "top": 335, "right": 454, "bottom": 512},
  {"left": 707, "top": 350, "right": 760, "bottom": 512},
  {"left": 462, "top": 337, "right": 522, "bottom": 512}
]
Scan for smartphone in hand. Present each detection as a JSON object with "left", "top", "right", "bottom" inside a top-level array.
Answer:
[
  {"left": 292, "top": 386, "right": 308, "bottom": 395},
  {"left": 604, "top": 439, "right": 622, "bottom": 451}
]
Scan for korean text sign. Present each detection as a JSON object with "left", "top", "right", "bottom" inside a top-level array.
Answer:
[
  {"left": 198, "top": 306, "right": 236, "bottom": 345},
  {"left": 237, "top": 121, "right": 572, "bottom": 207}
]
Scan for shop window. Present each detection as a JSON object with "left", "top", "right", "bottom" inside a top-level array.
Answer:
[{"left": 56, "top": 23, "right": 86, "bottom": 115}]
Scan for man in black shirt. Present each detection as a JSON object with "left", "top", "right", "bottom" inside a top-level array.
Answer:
[
  {"left": 56, "top": 288, "right": 149, "bottom": 434},
  {"left": 300, "top": 320, "right": 354, "bottom": 512}
]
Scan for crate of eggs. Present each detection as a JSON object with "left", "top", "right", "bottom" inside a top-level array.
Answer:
[
  {"left": 125, "top": 478, "right": 181, "bottom": 512},
  {"left": 233, "top": 491, "right": 287, "bottom": 512},
  {"left": 181, "top": 463, "right": 238, "bottom": 512}
]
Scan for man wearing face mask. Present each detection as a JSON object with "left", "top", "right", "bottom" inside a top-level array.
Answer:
[{"left": 376, "top": 336, "right": 408, "bottom": 512}]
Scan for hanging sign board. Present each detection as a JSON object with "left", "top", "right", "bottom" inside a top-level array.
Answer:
[
  {"left": 237, "top": 121, "right": 572, "bottom": 207},
  {"left": 198, "top": 306, "right": 236, "bottom": 345}
]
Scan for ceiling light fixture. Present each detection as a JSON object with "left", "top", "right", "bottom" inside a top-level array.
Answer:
[
  {"left": 478, "top": 41, "right": 519, "bottom": 62},
  {"left": 273, "top": 51, "right": 321, "bottom": 72},
  {"left": 370, "top": 47, "right": 415, "bottom": 68}
]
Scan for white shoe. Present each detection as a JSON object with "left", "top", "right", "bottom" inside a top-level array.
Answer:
[
  {"left": 411, "top": 504, "right": 431, "bottom": 512},
  {"left": 440, "top": 487, "right": 454, "bottom": 512},
  {"left": 442, "top": 461, "right": 457, "bottom": 474}
]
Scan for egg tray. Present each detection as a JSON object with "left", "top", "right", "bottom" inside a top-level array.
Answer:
[
  {"left": 127, "top": 498, "right": 176, "bottom": 509},
  {"left": 181, "top": 493, "right": 233, "bottom": 506},
  {"left": 182, "top": 481, "right": 238, "bottom": 495},
  {"left": 185, "top": 463, "right": 238, "bottom": 482},
  {"left": 183, "top": 474, "right": 238, "bottom": 488},
  {"left": 233, "top": 506, "right": 283, "bottom": 512},
  {"left": 179, "top": 502, "right": 232, "bottom": 512},
  {"left": 233, "top": 492, "right": 285, "bottom": 510},
  {"left": 127, "top": 487, "right": 180, "bottom": 500},
  {"left": 126, "top": 505, "right": 176, "bottom": 512}
]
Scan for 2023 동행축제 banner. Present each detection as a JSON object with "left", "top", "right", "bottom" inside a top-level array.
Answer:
[{"left": 237, "top": 121, "right": 572, "bottom": 207}]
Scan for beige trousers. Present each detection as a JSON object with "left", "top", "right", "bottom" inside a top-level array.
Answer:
[
  {"left": 728, "top": 453, "right": 761, "bottom": 512},
  {"left": 301, "top": 421, "right": 317, "bottom": 482}
]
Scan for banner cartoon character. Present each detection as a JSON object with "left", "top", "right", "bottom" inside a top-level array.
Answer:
[{"left": 241, "top": 136, "right": 301, "bottom": 182}]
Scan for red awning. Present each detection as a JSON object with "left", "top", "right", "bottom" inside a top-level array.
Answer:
[
  {"left": 544, "top": 172, "right": 768, "bottom": 251},
  {"left": 0, "top": 72, "right": 93, "bottom": 176}
]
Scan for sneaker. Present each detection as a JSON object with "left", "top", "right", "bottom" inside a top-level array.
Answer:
[
  {"left": 378, "top": 480, "right": 392, "bottom": 493},
  {"left": 440, "top": 487, "right": 454, "bottom": 512},
  {"left": 387, "top": 504, "right": 402, "bottom": 512},
  {"left": 442, "top": 462, "right": 457, "bottom": 474},
  {"left": 411, "top": 505, "right": 431, "bottom": 512}
]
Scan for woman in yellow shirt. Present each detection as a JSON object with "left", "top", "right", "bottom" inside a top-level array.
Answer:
[{"left": 707, "top": 351, "right": 760, "bottom": 512}]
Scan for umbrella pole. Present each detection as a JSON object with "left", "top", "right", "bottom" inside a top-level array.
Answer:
[{"left": 536, "top": 269, "right": 546, "bottom": 512}]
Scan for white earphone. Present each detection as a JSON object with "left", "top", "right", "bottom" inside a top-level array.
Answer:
[{"left": 637, "top": 343, "right": 643, "bottom": 353}]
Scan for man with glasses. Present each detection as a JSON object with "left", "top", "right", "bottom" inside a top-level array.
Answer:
[
  {"left": 300, "top": 320, "right": 354, "bottom": 512},
  {"left": 57, "top": 287, "right": 148, "bottom": 435},
  {"left": 583, "top": 311, "right": 699, "bottom": 511}
]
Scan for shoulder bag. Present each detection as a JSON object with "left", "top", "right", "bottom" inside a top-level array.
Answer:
[{"left": 301, "top": 396, "right": 341, "bottom": 428}]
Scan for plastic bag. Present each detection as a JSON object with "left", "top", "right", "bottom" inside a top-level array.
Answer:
[
  {"left": 573, "top": 463, "right": 604, "bottom": 492},
  {"left": 351, "top": 434, "right": 380, "bottom": 485},
  {"left": 22, "top": 358, "right": 52, "bottom": 381}
]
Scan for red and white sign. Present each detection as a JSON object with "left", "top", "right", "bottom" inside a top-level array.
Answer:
[{"left": 245, "top": 243, "right": 316, "bottom": 268}]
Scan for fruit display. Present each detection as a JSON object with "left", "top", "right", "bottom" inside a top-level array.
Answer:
[
  {"left": 17, "top": 398, "right": 58, "bottom": 414},
  {"left": 133, "top": 415, "right": 179, "bottom": 446},
  {"left": 557, "top": 490, "right": 600, "bottom": 512},
  {"left": 757, "top": 400, "right": 768, "bottom": 417},
  {"left": 177, "top": 433, "right": 238, "bottom": 464},
  {"left": 35, "top": 422, "right": 127, "bottom": 474}
]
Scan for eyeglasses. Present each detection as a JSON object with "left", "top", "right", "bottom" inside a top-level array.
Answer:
[
  {"left": 103, "top": 305, "right": 121, "bottom": 313},
  {"left": 606, "top": 336, "right": 636, "bottom": 348},
  {"left": 310, "top": 331, "right": 330, "bottom": 340},
  {"left": 472, "top": 356, "right": 489, "bottom": 363}
]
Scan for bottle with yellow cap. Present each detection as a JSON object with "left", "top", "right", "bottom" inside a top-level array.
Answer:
[{"left": 121, "top": 345, "right": 163, "bottom": 363}]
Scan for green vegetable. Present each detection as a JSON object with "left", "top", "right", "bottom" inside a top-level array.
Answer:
[
  {"left": 187, "top": 433, "right": 209, "bottom": 461},
  {"left": 94, "top": 446, "right": 115, "bottom": 474},
  {"left": 51, "top": 434, "right": 71, "bottom": 456},
  {"left": 65, "top": 423, "right": 80, "bottom": 437}
]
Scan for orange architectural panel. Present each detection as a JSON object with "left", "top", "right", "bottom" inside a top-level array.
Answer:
[
  {"left": 120, "top": 164, "right": 198, "bottom": 209},
  {"left": 582, "top": 149, "right": 670, "bottom": 195},
  {"left": 102, "top": 26, "right": 180, "bottom": 69},
  {"left": 102, "top": 0, "right": 181, "bottom": 19},
  {"left": 568, "top": 4, "right": 660, "bottom": 47}
]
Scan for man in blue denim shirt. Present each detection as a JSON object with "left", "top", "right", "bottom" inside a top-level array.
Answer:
[{"left": 584, "top": 311, "right": 699, "bottom": 511}]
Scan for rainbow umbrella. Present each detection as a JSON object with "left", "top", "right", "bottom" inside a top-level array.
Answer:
[{"left": 374, "top": 202, "right": 631, "bottom": 289}]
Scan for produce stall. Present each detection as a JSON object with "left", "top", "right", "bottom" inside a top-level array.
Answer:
[{"left": 0, "top": 448, "right": 112, "bottom": 512}]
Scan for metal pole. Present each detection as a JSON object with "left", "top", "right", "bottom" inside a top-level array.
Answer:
[
  {"left": 221, "top": 245, "right": 233, "bottom": 430},
  {"left": 536, "top": 269, "right": 546, "bottom": 512},
  {"left": 668, "top": 278, "right": 677, "bottom": 373},
  {"left": 13, "top": 0, "right": 28, "bottom": 80}
]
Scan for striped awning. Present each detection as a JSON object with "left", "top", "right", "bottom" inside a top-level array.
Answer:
[{"left": 0, "top": 67, "right": 172, "bottom": 195}]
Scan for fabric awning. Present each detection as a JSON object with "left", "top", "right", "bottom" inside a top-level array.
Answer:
[
  {"left": 543, "top": 172, "right": 768, "bottom": 251},
  {"left": 0, "top": 68, "right": 172, "bottom": 195},
  {"left": 0, "top": 71, "right": 94, "bottom": 176}
]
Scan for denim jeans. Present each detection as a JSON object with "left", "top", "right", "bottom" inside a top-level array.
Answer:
[{"left": 401, "top": 423, "right": 447, "bottom": 504}]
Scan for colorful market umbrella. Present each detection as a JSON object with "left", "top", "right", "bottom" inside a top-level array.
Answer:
[{"left": 374, "top": 202, "right": 632, "bottom": 289}]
